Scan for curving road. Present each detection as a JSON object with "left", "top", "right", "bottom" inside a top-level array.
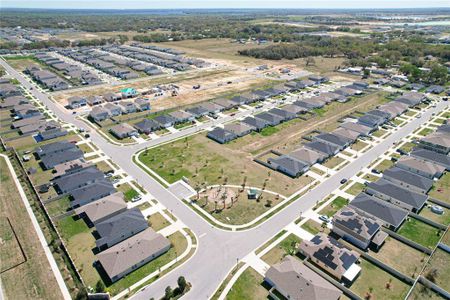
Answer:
[{"left": 1, "top": 58, "right": 447, "bottom": 300}]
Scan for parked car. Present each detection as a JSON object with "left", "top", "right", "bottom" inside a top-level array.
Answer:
[
  {"left": 371, "top": 169, "right": 381, "bottom": 174},
  {"left": 319, "top": 215, "right": 330, "bottom": 223},
  {"left": 340, "top": 178, "right": 348, "bottom": 184},
  {"left": 131, "top": 195, "right": 142, "bottom": 202}
]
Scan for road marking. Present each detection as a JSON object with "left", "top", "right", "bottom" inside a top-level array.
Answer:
[{"left": 199, "top": 233, "right": 207, "bottom": 238}]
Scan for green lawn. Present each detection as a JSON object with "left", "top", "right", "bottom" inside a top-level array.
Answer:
[
  {"left": 346, "top": 182, "right": 366, "bottom": 196},
  {"left": 323, "top": 156, "right": 344, "bottom": 169},
  {"left": 116, "top": 183, "right": 139, "bottom": 201},
  {"left": 301, "top": 219, "right": 329, "bottom": 235},
  {"left": 418, "top": 128, "right": 434, "bottom": 136},
  {"left": 375, "top": 159, "right": 394, "bottom": 172},
  {"left": 259, "top": 126, "right": 279, "bottom": 137},
  {"left": 399, "top": 142, "right": 416, "bottom": 153},
  {"left": 45, "top": 196, "right": 71, "bottom": 217},
  {"left": 56, "top": 216, "right": 90, "bottom": 240},
  {"left": 261, "top": 234, "right": 302, "bottom": 265},
  {"left": 226, "top": 267, "right": 269, "bottom": 300},
  {"left": 397, "top": 218, "right": 442, "bottom": 249},
  {"left": 320, "top": 196, "right": 349, "bottom": 217},
  {"left": 350, "top": 259, "right": 410, "bottom": 300},
  {"left": 351, "top": 140, "right": 369, "bottom": 152}
]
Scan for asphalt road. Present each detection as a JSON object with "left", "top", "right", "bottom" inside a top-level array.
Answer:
[{"left": 1, "top": 58, "right": 447, "bottom": 300}]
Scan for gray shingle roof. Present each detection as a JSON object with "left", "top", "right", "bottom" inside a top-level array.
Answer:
[
  {"left": 366, "top": 179, "right": 427, "bottom": 211},
  {"left": 304, "top": 141, "right": 339, "bottom": 156},
  {"left": 383, "top": 167, "right": 434, "bottom": 192},
  {"left": 410, "top": 149, "right": 450, "bottom": 170},
  {"left": 349, "top": 193, "right": 408, "bottom": 229}
]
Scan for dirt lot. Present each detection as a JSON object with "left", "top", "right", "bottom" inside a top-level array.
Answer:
[{"left": 0, "top": 157, "right": 62, "bottom": 300}]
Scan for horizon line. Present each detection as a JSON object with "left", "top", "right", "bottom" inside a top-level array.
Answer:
[{"left": 2, "top": 6, "right": 450, "bottom": 10}]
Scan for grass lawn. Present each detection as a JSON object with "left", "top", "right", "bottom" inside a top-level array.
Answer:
[
  {"left": 350, "top": 140, "right": 369, "bottom": 152},
  {"left": 95, "top": 160, "right": 114, "bottom": 174},
  {"left": 397, "top": 218, "right": 442, "bottom": 249},
  {"left": 45, "top": 196, "right": 71, "bottom": 217},
  {"left": 320, "top": 196, "right": 349, "bottom": 217},
  {"left": 392, "top": 118, "right": 405, "bottom": 126},
  {"left": 77, "top": 143, "right": 94, "bottom": 154},
  {"left": 0, "top": 157, "right": 62, "bottom": 300},
  {"left": 372, "top": 129, "right": 388, "bottom": 138},
  {"left": 362, "top": 174, "right": 380, "bottom": 182},
  {"left": 56, "top": 216, "right": 90, "bottom": 240},
  {"left": 116, "top": 183, "right": 139, "bottom": 201},
  {"left": 301, "top": 219, "right": 329, "bottom": 235},
  {"left": 346, "top": 182, "right": 366, "bottom": 196},
  {"left": 322, "top": 156, "right": 344, "bottom": 169},
  {"left": 422, "top": 248, "right": 450, "bottom": 292},
  {"left": 369, "top": 237, "right": 427, "bottom": 277},
  {"left": 138, "top": 134, "right": 314, "bottom": 197},
  {"left": 419, "top": 204, "right": 450, "bottom": 226},
  {"left": 0, "top": 217, "right": 25, "bottom": 272},
  {"left": 259, "top": 126, "right": 279, "bottom": 137},
  {"left": 375, "top": 159, "right": 394, "bottom": 172},
  {"left": 418, "top": 128, "right": 434, "bottom": 136},
  {"left": 350, "top": 259, "right": 410, "bottom": 300},
  {"left": 197, "top": 187, "right": 284, "bottom": 225},
  {"left": 408, "top": 283, "right": 447, "bottom": 300},
  {"left": 174, "top": 121, "right": 194, "bottom": 130},
  {"left": 261, "top": 234, "right": 302, "bottom": 265},
  {"left": 148, "top": 212, "right": 171, "bottom": 232},
  {"left": 399, "top": 142, "right": 416, "bottom": 153},
  {"left": 226, "top": 267, "right": 270, "bottom": 300},
  {"left": 428, "top": 172, "right": 450, "bottom": 205}
]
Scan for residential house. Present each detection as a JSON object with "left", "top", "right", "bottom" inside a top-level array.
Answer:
[
  {"left": 86, "top": 95, "right": 103, "bottom": 106},
  {"left": 185, "top": 106, "right": 209, "bottom": 118},
  {"left": 212, "top": 98, "right": 237, "bottom": 110},
  {"left": 168, "top": 110, "right": 195, "bottom": 123},
  {"left": 53, "top": 167, "right": 105, "bottom": 194},
  {"left": 38, "top": 127, "right": 68, "bottom": 141},
  {"left": 366, "top": 179, "right": 428, "bottom": 212},
  {"left": 199, "top": 102, "right": 223, "bottom": 115},
  {"left": 103, "top": 92, "right": 122, "bottom": 102},
  {"left": 298, "top": 233, "right": 361, "bottom": 283},
  {"left": 133, "top": 119, "right": 160, "bottom": 134},
  {"left": 207, "top": 127, "right": 237, "bottom": 144},
  {"left": 53, "top": 159, "right": 93, "bottom": 178},
  {"left": 349, "top": 193, "right": 408, "bottom": 230},
  {"left": 89, "top": 106, "right": 110, "bottom": 122},
  {"left": 241, "top": 117, "right": 270, "bottom": 131},
  {"left": 40, "top": 148, "right": 84, "bottom": 170},
  {"left": 121, "top": 88, "right": 138, "bottom": 98},
  {"left": 268, "top": 155, "right": 309, "bottom": 178},
  {"left": 426, "top": 85, "right": 445, "bottom": 94},
  {"left": 410, "top": 148, "right": 450, "bottom": 170},
  {"left": 154, "top": 114, "right": 176, "bottom": 128},
  {"left": 95, "top": 208, "right": 148, "bottom": 250},
  {"left": 0, "top": 96, "right": 29, "bottom": 109},
  {"left": 104, "top": 103, "right": 122, "bottom": 117},
  {"left": 254, "top": 112, "right": 284, "bottom": 126},
  {"left": 96, "top": 228, "right": 170, "bottom": 282},
  {"left": 70, "top": 180, "right": 116, "bottom": 209},
  {"left": 396, "top": 156, "right": 445, "bottom": 179},
  {"left": 332, "top": 206, "right": 386, "bottom": 250},
  {"left": 280, "top": 104, "right": 307, "bottom": 115},
  {"left": 110, "top": 123, "right": 138, "bottom": 139},
  {"left": 383, "top": 167, "right": 434, "bottom": 194},
  {"left": 288, "top": 147, "right": 327, "bottom": 165},
  {"left": 304, "top": 141, "right": 340, "bottom": 157},
  {"left": 357, "top": 114, "right": 385, "bottom": 129},
  {"left": 0, "top": 84, "right": 21, "bottom": 98},
  {"left": 314, "top": 133, "right": 353, "bottom": 150},
  {"left": 76, "top": 192, "right": 127, "bottom": 226},
  {"left": 265, "top": 256, "right": 342, "bottom": 300},
  {"left": 119, "top": 101, "right": 137, "bottom": 114},
  {"left": 135, "top": 98, "right": 151, "bottom": 111},
  {"left": 308, "top": 75, "right": 329, "bottom": 84},
  {"left": 223, "top": 122, "right": 254, "bottom": 137},
  {"left": 332, "top": 127, "right": 361, "bottom": 141},
  {"left": 418, "top": 132, "right": 450, "bottom": 155},
  {"left": 267, "top": 108, "right": 297, "bottom": 121},
  {"left": 340, "top": 122, "right": 373, "bottom": 136},
  {"left": 67, "top": 96, "right": 87, "bottom": 109}
]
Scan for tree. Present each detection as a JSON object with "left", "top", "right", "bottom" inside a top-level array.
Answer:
[
  {"left": 265, "top": 199, "right": 272, "bottom": 207},
  {"left": 95, "top": 280, "right": 106, "bottom": 293},
  {"left": 164, "top": 286, "right": 173, "bottom": 300},
  {"left": 177, "top": 276, "right": 187, "bottom": 293}
]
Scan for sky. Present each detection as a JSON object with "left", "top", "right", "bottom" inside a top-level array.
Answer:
[{"left": 2, "top": 0, "right": 450, "bottom": 9}]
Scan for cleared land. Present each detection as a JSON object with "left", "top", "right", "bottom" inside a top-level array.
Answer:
[{"left": 0, "top": 157, "right": 62, "bottom": 300}]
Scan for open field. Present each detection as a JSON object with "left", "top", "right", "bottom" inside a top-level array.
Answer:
[
  {"left": 319, "top": 196, "right": 349, "bottom": 217},
  {"left": 423, "top": 248, "right": 450, "bottom": 292},
  {"left": 0, "top": 157, "right": 62, "bottom": 300},
  {"left": 408, "top": 283, "right": 447, "bottom": 300},
  {"left": 369, "top": 237, "right": 427, "bottom": 277},
  {"left": 261, "top": 234, "right": 302, "bottom": 265},
  {"left": 350, "top": 259, "right": 410, "bottom": 300},
  {"left": 226, "top": 267, "right": 270, "bottom": 300},
  {"left": 397, "top": 218, "right": 442, "bottom": 249}
]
